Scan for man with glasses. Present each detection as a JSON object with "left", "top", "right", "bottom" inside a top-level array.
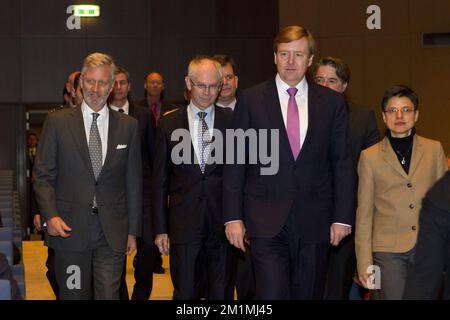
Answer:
[
  {"left": 314, "top": 57, "right": 380, "bottom": 299},
  {"left": 33, "top": 52, "right": 142, "bottom": 299},
  {"left": 153, "top": 56, "right": 234, "bottom": 299},
  {"left": 212, "top": 54, "right": 239, "bottom": 111}
]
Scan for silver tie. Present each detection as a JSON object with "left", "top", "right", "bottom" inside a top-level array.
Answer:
[
  {"left": 89, "top": 113, "right": 102, "bottom": 207},
  {"left": 197, "top": 112, "right": 210, "bottom": 174}
]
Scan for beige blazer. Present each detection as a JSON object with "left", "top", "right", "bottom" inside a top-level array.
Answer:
[{"left": 355, "top": 135, "right": 447, "bottom": 276}]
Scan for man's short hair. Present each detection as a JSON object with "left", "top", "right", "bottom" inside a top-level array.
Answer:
[
  {"left": 81, "top": 52, "right": 116, "bottom": 82},
  {"left": 187, "top": 56, "right": 222, "bottom": 80},
  {"left": 74, "top": 72, "right": 81, "bottom": 91},
  {"left": 212, "top": 54, "right": 237, "bottom": 75},
  {"left": 381, "top": 85, "right": 419, "bottom": 111},
  {"left": 315, "top": 57, "right": 351, "bottom": 84},
  {"left": 145, "top": 71, "right": 164, "bottom": 82},
  {"left": 273, "top": 25, "right": 316, "bottom": 56},
  {"left": 115, "top": 66, "right": 130, "bottom": 82}
]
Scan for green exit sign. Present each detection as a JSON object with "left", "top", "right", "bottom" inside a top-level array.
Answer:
[{"left": 73, "top": 5, "right": 100, "bottom": 17}]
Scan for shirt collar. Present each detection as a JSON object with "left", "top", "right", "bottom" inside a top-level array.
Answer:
[
  {"left": 188, "top": 102, "right": 214, "bottom": 119},
  {"left": 275, "top": 73, "right": 308, "bottom": 97},
  {"left": 110, "top": 100, "right": 129, "bottom": 114},
  {"left": 81, "top": 100, "right": 109, "bottom": 120}
]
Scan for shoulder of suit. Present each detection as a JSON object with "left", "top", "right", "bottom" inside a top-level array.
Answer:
[
  {"left": 361, "top": 137, "right": 384, "bottom": 156},
  {"left": 415, "top": 134, "right": 442, "bottom": 148}
]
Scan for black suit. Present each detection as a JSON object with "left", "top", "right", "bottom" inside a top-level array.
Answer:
[
  {"left": 403, "top": 171, "right": 450, "bottom": 299},
  {"left": 116, "top": 103, "right": 156, "bottom": 300},
  {"left": 223, "top": 79, "right": 355, "bottom": 299},
  {"left": 324, "top": 103, "right": 380, "bottom": 300},
  {"left": 152, "top": 106, "right": 234, "bottom": 299},
  {"left": 33, "top": 106, "right": 142, "bottom": 299}
]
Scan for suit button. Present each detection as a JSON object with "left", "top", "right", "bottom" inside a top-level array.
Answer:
[
  {"left": 407, "top": 182, "right": 412, "bottom": 188},
  {"left": 409, "top": 204, "right": 415, "bottom": 209},
  {"left": 412, "top": 226, "right": 417, "bottom": 231}
]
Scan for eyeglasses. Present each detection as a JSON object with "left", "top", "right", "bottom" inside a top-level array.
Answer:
[
  {"left": 190, "top": 79, "right": 221, "bottom": 92},
  {"left": 83, "top": 78, "right": 111, "bottom": 89},
  {"left": 384, "top": 107, "right": 416, "bottom": 114}
]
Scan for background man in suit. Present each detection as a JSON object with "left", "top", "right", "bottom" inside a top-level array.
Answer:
[
  {"left": 213, "top": 55, "right": 239, "bottom": 111},
  {"left": 223, "top": 25, "right": 355, "bottom": 299},
  {"left": 109, "top": 66, "right": 156, "bottom": 300},
  {"left": 153, "top": 57, "right": 234, "bottom": 299},
  {"left": 314, "top": 57, "right": 380, "bottom": 299},
  {"left": 33, "top": 52, "right": 142, "bottom": 299}
]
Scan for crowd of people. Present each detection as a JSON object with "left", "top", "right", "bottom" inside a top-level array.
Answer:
[{"left": 26, "top": 24, "right": 450, "bottom": 300}]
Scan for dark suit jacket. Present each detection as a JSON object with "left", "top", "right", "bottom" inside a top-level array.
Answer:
[
  {"left": 223, "top": 79, "right": 355, "bottom": 243},
  {"left": 33, "top": 106, "right": 142, "bottom": 253},
  {"left": 152, "top": 106, "right": 232, "bottom": 244},
  {"left": 137, "top": 99, "right": 181, "bottom": 124},
  {"left": 128, "top": 103, "right": 155, "bottom": 243},
  {"left": 347, "top": 102, "right": 380, "bottom": 167}
]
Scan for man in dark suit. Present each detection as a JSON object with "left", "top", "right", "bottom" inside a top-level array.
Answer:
[
  {"left": 223, "top": 25, "right": 355, "bottom": 300},
  {"left": 403, "top": 171, "right": 450, "bottom": 299},
  {"left": 314, "top": 57, "right": 380, "bottom": 299},
  {"left": 153, "top": 57, "right": 234, "bottom": 299},
  {"left": 33, "top": 52, "right": 142, "bottom": 300},
  {"left": 109, "top": 66, "right": 156, "bottom": 300}
]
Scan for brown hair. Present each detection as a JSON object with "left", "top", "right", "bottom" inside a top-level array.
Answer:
[{"left": 273, "top": 25, "right": 316, "bottom": 55}]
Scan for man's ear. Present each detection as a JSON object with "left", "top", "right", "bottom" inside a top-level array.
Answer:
[{"left": 185, "top": 76, "right": 191, "bottom": 90}]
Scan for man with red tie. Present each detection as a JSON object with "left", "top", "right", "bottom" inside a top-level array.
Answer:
[{"left": 223, "top": 25, "right": 355, "bottom": 299}]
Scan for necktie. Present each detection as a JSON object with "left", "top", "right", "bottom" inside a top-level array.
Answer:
[
  {"left": 287, "top": 87, "right": 300, "bottom": 159},
  {"left": 197, "top": 112, "right": 211, "bottom": 174},
  {"left": 151, "top": 103, "right": 159, "bottom": 127},
  {"left": 118, "top": 108, "right": 124, "bottom": 113},
  {"left": 89, "top": 113, "right": 102, "bottom": 207}
]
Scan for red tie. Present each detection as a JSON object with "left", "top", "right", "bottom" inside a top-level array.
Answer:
[{"left": 151, "top": 103, "right": 159, "bottom": 127}]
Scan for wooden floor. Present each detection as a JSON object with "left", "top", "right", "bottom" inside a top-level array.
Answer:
[{"left": 22, "top": 240, "right": 174, "bottom": 300}]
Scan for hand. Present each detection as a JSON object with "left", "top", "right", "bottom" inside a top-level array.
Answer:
[
  {"left": 126, "top": 235, "right": 137, "bottom": 255},
  {"left": 33, "top": 214, "right": 42, "bottom": 232},
  {"left": 225, "top": 221, "right": 246, "bottom": 252},
  {"left": 46, "top": 216, "right": 72, "bottom": 238},
  {"left": 358, "top": 273, "right": 370, "bottom": 289},
  {"left": 155, "top": 234, "right": 169, "bottom": 256},
  {"left": 330, "top": 224, "right": 352, "bottom": 246}
]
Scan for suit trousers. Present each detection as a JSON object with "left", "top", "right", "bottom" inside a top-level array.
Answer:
[
  {"left": 46, "top": 247, "right": 59, "bottom": 299},
  {"left": 250, "top": 221, "right": 329, "bottom": 300},
  {"left": 231, "top": 245, "right": 256, "bottom": 300},
  {"left": 169, "top": 200, "right": 234, "bottom": 300},
  {"left": 372, "top": 248, "right": 415, "bottom": 300},
  {"left": 54, "top": 213, "right": 125, "bottom": 300},
  {"left": 323, "top": 233, "right": 356, "bottom": 300},
  {"left": 131, "top": 238, "right": 156, "bottom": 300}
]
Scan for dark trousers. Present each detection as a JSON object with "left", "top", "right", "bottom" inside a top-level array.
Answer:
[
  {"left": 131, "top": 238, "right": 156, "bottom": 300},
  {"left": 46, "top": 247, "right": 59, "bottom": 299},
  {"left": 231, "top": 245, "right": 255, "bottom": 300},
  {"left": 250, "top": 223, "right": 329, "bottom": 300},
  {"left": 119, "top": 257, "right": 129, "bottom": 300},
  {"left": 323, "top": 233, "right": 356, "bottom": 300},
  {"left": 54, "top": 214, "right": 125, "bottom": 300},
  {"left": 170, "top": 227, "right": 234, "bottom": 300}
]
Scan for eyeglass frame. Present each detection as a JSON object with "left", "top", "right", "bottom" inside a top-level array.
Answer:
[
  {"left": 383, "top": 107, "right": 417, "bottom": 114},
  {"left": 189, "top": 79, "right": 222, "bottom": 92}
]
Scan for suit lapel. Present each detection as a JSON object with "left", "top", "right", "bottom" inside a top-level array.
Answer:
[
  {"left": 179, "top": 107, "right": 200, "bottom": 174},
  {"left": 380, "top": 137, "right": 408, "bottom": 178},
  {"left": 204, "top": 105, "right": 225, "bottom": 175},
  {"left": 67, "top": 107, "right": 95, "bottom": 179},
  {"left": 99, "top": 108, "right": 119, "bottom": 178},
  {"left": 408, "top": 135, "right": 424, "bottom": 177},
  {"left": 297, "top": 81, "right": 318, "bottom": 163},
  {"left": 263, "top": 80, "right": 294, "bottom": 162}
]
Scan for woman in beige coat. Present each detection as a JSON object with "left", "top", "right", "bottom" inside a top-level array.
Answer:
[{"left": 355, "top": 85, "right": 447, "bottom": 300}]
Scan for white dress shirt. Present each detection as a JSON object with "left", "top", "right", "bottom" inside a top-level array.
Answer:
[
  {"left": 275, "top": 74, "right": 309, "bottom": 147},
  {"left": 81, "top": 101, "right": 109, "bottom": 166},
  {"left": 110, "top": 100, "right": 130, "bottom": 115},
  {"left": 187, "top": 102, "right": 215, "bottom": 167}
]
